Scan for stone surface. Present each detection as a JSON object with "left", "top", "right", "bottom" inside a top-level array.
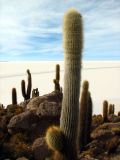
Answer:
[
  {"left": 91, "top": 122, "right": 120, "bottom": 140},
  {"left": 32, "top": 137, "right": 52, "bottom": 160},
  {"left": 36, "top": 100, "right": 61, "bottom": 117},
  {"left": 27, "top": 91, "right": 62, "bottom": 111}
]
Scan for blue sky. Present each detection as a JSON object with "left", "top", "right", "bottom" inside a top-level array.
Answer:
[{"left": 0, "top": 0, "right": 120, "bottom": 61}]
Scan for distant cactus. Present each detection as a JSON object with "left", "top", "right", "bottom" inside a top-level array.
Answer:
[
  {"left": 46, "top": 8, "right": 83, "bottom": 160},
  {"left": 78, "top": 80, "right": 89, "bottom": 152},
  {"left": 85, "top": 91, "right": 93, "bottom": 145},
  {"left": 21, "top": 69, "right": 32, "bottom": 100},
  {"left": 103, "top": 100, "right": 108, "bottom": 122},
  {"left": 32, "top": 88, "right": 39, "bottom": 98},
  {"left": 53, "top": 64, "right": 60, "bottom": 91},
  {"left": 118, "top": 111, "right": 120, "bottom": 116},
  {"left": 12, "top": 88, "right": 17, "bottom": 105},
  {"left": 109, "top": 104, "right": 114, "bottom": 115}
]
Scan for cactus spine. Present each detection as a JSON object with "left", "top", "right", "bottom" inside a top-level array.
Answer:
[
  {"left": 53, "top": 64, "right": 60, "bottom": 91},
  {"left": 21, "top": 69, "right": 32, "bottom": 100},
  {"left": 103, "top": 100, "right": 108, "bottom": 122},
  {"left": 60, "top": 9, "right": 83, "bottom": 159},
  {"left": 12, "top": 88, "right": 17, "bottom": 105},
  {"left": 46, "top": 126, "right": 64, "bottom": 152},
  {"left": 78, "top": 80, "right": 89, "bottom": 152}
]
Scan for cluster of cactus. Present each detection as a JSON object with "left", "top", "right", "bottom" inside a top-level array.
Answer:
[
  {"left": 103, "top": 100, "right": 115, "bottom": 122},
  {"left": 11, "top": 69, "right": 32, "bottom": 105},
  {"left": 21, "top": 69, "right": 32, "bottom": 100},
  {"left": 53, "top": 64, "right": 61, "bottom": 91},
  {"left": 108, "top": 104, "right": 115, "bottom": 115},
  {"left": 32, "top": 88, "right": 39, "bottom": 98},
  {"left": 46, "top": 8, "right": 83, "bottom": 160},
  {"left": 78, "top": 81, "right": 92, "bottom": 152}
]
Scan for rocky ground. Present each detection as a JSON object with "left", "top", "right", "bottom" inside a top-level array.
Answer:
[{"left": 0, "top": 90, "right": 120, "bottom": 160}]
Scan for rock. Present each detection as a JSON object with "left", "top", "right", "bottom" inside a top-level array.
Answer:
[
  {"left": 27, "top": 96, "right": 47, "bottom": 111},
  {"left": 113, "top": 116, "right": 120, "bottom": 123},
  {"left": 16, "top": 157, "right": 29, "bottom": 160},
  {"left": 19, "top": 99, "right": 31, "bottom": 109},
  {"left": 7, "top": 111, "right": 39, "bottom": 134},
  {"left": 36, "top": 100, "right": 61, "bottom": 117},
  {"left": 91, "top": 122, "right": 120, "bottom": 140},
  {"left": 108, "top": 114, "right": 117, "bottom": 122},
  {"left": 7, "top": 109, "right": 60, "bottom": 141},
  {"left": 0, "top": 115, "right": 10, "bottom": 131},
  {"left": 27, "top": 91, "right": 62, "bottom": 111},
  {"left": 32, "top": 137, "right": 52, "bottom": 160}
]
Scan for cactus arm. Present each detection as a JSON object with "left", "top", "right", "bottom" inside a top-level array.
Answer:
[
  {"left": 27, "top": 69, "right": 32, "bottom": 99},
  {"left": 21, "top": 80, "right": 27, "bottom": 100}
]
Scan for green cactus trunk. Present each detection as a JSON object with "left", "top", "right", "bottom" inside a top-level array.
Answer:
[
  {"left": 78, "top": 81, "right": 89, "bottom": 152},
  {"left": 60, "top": 9, "right": 83, "bottom": 160},
  {"left": 85, "top": 91, "right": 92, "bottom": 145},
  {"left": 103, "top": 100, "right": 108, "bottom": 122},
  {"left": 53, "top": 64, "right": 60, "bottom": 91},
  {"left": 21, "top": 69, "right": 32, "bottom": 100},
  {"left": 12, "top": 88, "right": 17, "bottom": 105}
]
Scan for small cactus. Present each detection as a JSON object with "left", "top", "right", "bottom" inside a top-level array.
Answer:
[
  {"left": 109, "top": 104, "right": 114, "bottom": 115},
  {"left": 46, "top": 126, "right": 64, "bottom": 152},
  {"left": 12, "top": 88, "right": 17, "bottom": 105},
  {"left": 118, "top": 111, "right": 120, "bottom": 116},
  {"left": 21, "top": 69, "right": 32, "bottom": 100},
  {"left": 103, "top": 100, "right": 108, "bottom": 122},
  {"left": 32, "top": 88, "right": 39, "bottom": 98},
  {"left": 53, "top": 64, "right": 60, "bottom": 91}
]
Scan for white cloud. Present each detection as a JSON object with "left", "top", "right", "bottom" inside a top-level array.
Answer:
[{"left": 0, "top": 0, "right": 120, "bottom": 59}]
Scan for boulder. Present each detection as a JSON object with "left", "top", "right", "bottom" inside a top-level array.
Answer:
[
  {"left": 27, "top": 91, "right": 62, "bottom": 111},
  {"left": 36, "top": 100, "right": 61, "bottom": 117},
  {"left": 7, "top": 111, "right": 39, "bottom": 134},
  {"left": 32, "top": 137, "right": 52, "bottom": 160},
  {"left": 91, "top": 122, "right": 120, "bottom": 140}
]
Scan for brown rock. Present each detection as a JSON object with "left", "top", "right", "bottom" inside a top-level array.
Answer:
[
  {"left": 7, "top": 111, "right": 39, "bottom": 134},
  {"left": 32, "top": 137, "right": 52, "bottom": 160},
  {"left": 16, "top": 157, "right": 29, "bottom": 160},
  {"left": 36, "top": 100, "right": 61, "bottom": 117},
  {"left": 91, "top": 122, "right": 120, "bottom": 140},
  {"left": 27, "top": 91, "right": 62, "bottom": 111}
]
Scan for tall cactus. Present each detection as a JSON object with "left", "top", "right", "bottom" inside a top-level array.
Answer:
[
  {"left": 21, "top": 69, "right": 32, "bottom": 100},
  {"left": 12, "top": 88, "right": 17, "bottom": 105},
  {"left": 53, "top": 64, "right": 60, "bottom": 91},
  {"left": 85, "top": 91, "right": 93, "bottom": 145},
  {"left": 78, "top": 80, "right": 89, "bottom": 152},
  {"left": 60, "top": 8, "right": 83, "bottom": 159},
  {"left": 103, "top": 100, "right": 108, "bottom": 122},
  {"left": 45, "top": 8, "right": 83, "bottom": 160}
]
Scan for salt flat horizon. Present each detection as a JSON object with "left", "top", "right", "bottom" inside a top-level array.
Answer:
[{"left": 0, "top": 60, "right": 120, "bottom": 115}]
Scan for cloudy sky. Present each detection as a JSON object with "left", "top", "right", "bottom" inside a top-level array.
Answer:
[{"left": 0, "top": 0, "right": 120, "bottom": 61}]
